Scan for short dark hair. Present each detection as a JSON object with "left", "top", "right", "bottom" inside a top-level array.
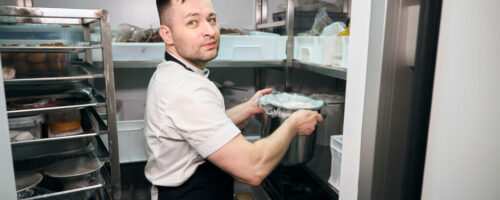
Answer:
[{"left": 156, "top": 0, "right": 185, "bottom": 25}]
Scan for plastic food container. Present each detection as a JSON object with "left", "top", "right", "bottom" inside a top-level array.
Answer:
[
  {"left": 215, "top": 35, "right": 287, "bottom": 61},
  {"left": 8, "top": 114, "right": 44, "bottom": 142},
  {"left": 328, "top": 135, "right": 343, "bottom": 190},
  {"left": 48, "top": 109, "right": 82, "bottom": 137}
]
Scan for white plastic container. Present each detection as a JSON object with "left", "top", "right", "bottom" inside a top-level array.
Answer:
[
  {"left": 328, "top": 135, "right": 343, "bottom": 190},
  {"left": 294, "top": 36, "right": 321, "bottom": 63},
  {"left": 293, "top": 36, "right": 349, "bottom": 68},
  {"left": 215, "top": 35, "right": 287, "bottom": 61},
  {"left": 92, "top": 42, "right": 165, "bottom": 62},
  {"left": 8, "top": 114, "right": 44, "bottom": 142},
  {"left": 101, "top": 120, "right": 147, "bottom": 163}
]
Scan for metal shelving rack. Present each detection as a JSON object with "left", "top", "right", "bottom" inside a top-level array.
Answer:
[
  {"left": 0, "top": 6, "right": 120, "bottom": 200},
  {"left": 255, "top": 0, "right": 349, "bottom": 196},
  {"left": 255, "top": 0, "right": 348, "bottom": 84}
]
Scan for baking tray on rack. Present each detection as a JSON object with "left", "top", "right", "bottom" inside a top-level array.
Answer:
[
  {"left": 11, "top": 107, "right": 107, "bottom": 161},
  {"left": 0, "top": 45, "right": 102, "bottom": 53},
  {"left": 3, "top": 64, "right": 104, "bottom": 84},
  {"left": 5, "top": 82, "right": 106, "bottom": 115},
  {"left": 13, "top": 153, "right": 112, "bottom": 200},
  {"left": 17, "top": 165, "right": 111, "bottom": 200}
]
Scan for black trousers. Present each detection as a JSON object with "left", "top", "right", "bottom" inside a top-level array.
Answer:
[{"left": 157, "top": 161, "right": 234, "bottom": 200}]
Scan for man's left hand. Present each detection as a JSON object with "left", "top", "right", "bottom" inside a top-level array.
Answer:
[{"left": 247, "top": 88, "right": 272, "bottom": 115}]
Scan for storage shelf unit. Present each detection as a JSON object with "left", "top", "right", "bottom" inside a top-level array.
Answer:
[
  {"left": 254, "top": 0, "right": 348, "bottom": 196},
  {"left": 0, "top": 45, "right": 102, "bottom": 53},
  {"left": 6, "top": 84, "right": 107, "bottom": 115},
  {"left": 3, "top": 65, "right": 104, "bottom": 84},
  {"left": 20, "top": 167, "right": 111, "bottom": 200},
  {"left": 0, "top": 5, "right": 120, "bottom": 200},
  {"left": 292, "top": 61, "right": 347, "bottom": 80},
  {"left": 111, "top": 60, "right": 346, "bottom": 79},
  {"left": 11, "top": 108, "right": 108, "bottom": 145}
]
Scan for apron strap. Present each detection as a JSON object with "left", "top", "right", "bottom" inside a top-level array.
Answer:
[{"left": 164, "top": 52, "right": 194, "bottom": 72}]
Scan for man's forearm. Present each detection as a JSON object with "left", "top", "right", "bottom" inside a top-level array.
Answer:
[
  {"left": 249, "top": 119, "right": 297, "bottom": 178},
  {"left": 226, "top": 101, "right": 253, "bottom": 125}
]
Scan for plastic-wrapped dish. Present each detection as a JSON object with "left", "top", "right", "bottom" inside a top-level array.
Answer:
[
  {"left": 258, "top": 92, "right": 324, "bottom": 118},
  {"left": 8, "top": 114, "right": 44, "bottom": 142}
]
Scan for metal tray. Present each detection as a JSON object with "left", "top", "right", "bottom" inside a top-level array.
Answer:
[
  {"left": 0, "top": 45, "right": 102, "bottom": 53},
  {"left": 3, "top": 64, "right": 104, "bottom": 84},
  {"left": 5, "top": 83, "right": 106, "bottom": 115},
  {"left": 11, "top": 107, "right": 106, "bottom": 161},
  {"left": 18, "top": 166, "right": 110, "bottom": 200}
]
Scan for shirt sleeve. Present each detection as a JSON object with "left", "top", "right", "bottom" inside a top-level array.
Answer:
[{"left": 166, "top": 82, "right": 241, "bottom": 158}]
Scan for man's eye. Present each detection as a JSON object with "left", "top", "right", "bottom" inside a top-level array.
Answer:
[
  {"left": 208, "top": 18, "right": 216, "bottom": 24},
  {"left": 188, "top": 20, "right": 198, "bottom": 26}
]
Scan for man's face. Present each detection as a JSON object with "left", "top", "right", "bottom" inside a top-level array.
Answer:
[{"left": 166, "top": 0, "right": 220, "bottom": 65}]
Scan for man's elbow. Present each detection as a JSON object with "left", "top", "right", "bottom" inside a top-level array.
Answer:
[
  {"left": 236, "top": 167, "right": 267, "bottom": 186},
  {"left": 240, "top": 175, "right": 264, "bottom": 186}
]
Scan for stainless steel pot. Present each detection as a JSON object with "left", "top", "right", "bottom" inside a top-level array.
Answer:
[
  {"left": 260, "top": 112, "right": 318, "bottom": 165},
  {"left": 258, "top": 92, "right": 325, "bottom": 165},
  {"left": 310, "top": 93, "right": 345, "bottom": 146}
]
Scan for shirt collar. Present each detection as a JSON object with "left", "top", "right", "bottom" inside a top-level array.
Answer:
[{"left": 167, "top": 53, "right": 210, "bottom": 78}]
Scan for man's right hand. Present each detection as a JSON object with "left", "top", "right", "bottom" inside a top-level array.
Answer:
[{"left": 288, "top": 110, "right": 324, "bottom": 136}]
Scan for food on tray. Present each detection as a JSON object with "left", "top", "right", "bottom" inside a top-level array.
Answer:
[
  {"left": 12, "top": 53, "right": 26, "bottom": 60},
  {"left": 47, "top": 53, "right": 65, "bottom": 62},
  {"left": 40, "top": 42, "right": 65, "bottom": 46},
  {"left": 13, "top": 61, "right": 29, "bottom": 74},
  {"left": 8, "top": 114, "right": 44, "bottom": 142},
  {"left": 27, "top": 53, "right": 47, "bottom": 63},
  {"left": 1, "top": 52, "right": 11, "bottom": 61},
  {"left": 31, "top": 63, "right": 48, "bottom": 74},
  {"left": 51, "top": 120, "right": 81, "bottom": 132},
  {"left": 49, "top": 110, "right": 82, "bottom": 136},
  {"left": 49, "top": 61, "right": 65, "bottom": 73},
  {"left": 10, "top": 130, "right": 35, "bottom": 142},
  {"left": 9, "top": 98, "right": 57, "bottom": 110},
  {"left": 3, "top": 67, "right": 16, "bottom": 80}
]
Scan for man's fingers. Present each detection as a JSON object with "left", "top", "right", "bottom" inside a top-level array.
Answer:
[
  {"left": 316, "top": 114, "right": 324, "bottom": 122},
  {"left": 259, "top": 88, "right": 272, "bottom": 95}
]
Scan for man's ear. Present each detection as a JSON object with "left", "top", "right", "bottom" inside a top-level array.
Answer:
[{"left": 159, "top": 25, "right": 174, "bottom": 45}]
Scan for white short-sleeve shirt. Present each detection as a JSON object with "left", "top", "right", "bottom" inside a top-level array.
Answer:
[{"left": 143, "top": 54, "right": 240, "bottom": 187}]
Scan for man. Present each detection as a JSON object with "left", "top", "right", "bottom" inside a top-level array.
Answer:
[{"left": 144, "top": 0, "right": 323, "bottom": 199}]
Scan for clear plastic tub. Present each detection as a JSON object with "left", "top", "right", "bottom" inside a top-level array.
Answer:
[
  {"left": 48, "top": 109, "right": 82, "bottom": 137},
  {"left": 8, "top": 114, "right": 44, "bottom": 142},
  {"left": 328, "top": 135, "right": 343, "bottom": 190}
]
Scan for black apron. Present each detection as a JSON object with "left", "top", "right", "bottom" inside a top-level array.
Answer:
[{"left": 156, "top": 52, "right": 234, "bottom": 200}]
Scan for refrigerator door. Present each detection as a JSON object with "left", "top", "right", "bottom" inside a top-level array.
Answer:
[{"left": 355, "top": 0, "right": 442, "bottom": 199}]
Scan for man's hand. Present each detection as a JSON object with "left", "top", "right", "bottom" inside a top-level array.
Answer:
[
  {"left": 246, "top": 88, "right": 272, "bottom": 115},
  {"left": 226, "top": 88, "right": 272, "bottom": 125},
  {"left": 287, "top": 110, "right": 323, "bottom": 136}
]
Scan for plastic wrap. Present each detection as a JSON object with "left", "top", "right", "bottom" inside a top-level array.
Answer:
[
  {"left": 309, "top": 8, "right": 334, "bottom": 35},
  {"left": 258, "top": 92, "right": 324, "bottom": 118}
]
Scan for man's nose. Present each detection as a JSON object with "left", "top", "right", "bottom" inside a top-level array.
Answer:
[{"left": 202, "top": 21, "right": 216, "bottom": 37}]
